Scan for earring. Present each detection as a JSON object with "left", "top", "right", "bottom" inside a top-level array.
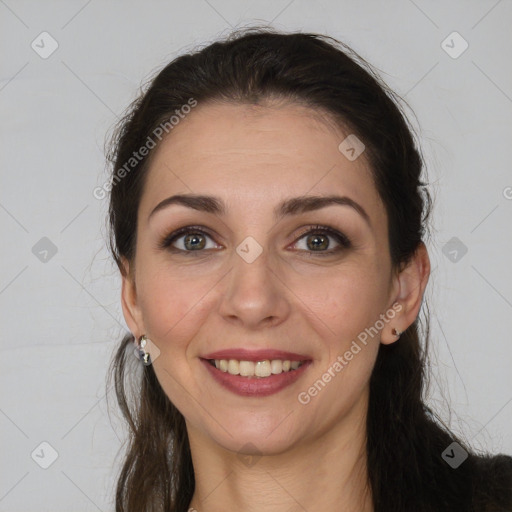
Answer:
[
  {"left": 392, "top": 328, "right": 403, "bottom": 339},
  {"left": 137, "top": 334, "right": 151, "bottom": 365}
]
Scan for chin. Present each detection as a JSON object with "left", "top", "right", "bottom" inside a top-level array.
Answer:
[{"left": 207, "top": 415, "right": 303, "bottom": 456}]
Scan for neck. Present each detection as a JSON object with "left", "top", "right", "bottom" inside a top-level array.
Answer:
[{"left": 187, "top": 389, "right": 374, "bottom": 512}]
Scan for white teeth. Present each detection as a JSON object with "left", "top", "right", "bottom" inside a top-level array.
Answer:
[
  {"left": 227, "top": 359, "right": 239, "bottom": 375},
  {"left": 270, "top": 360, "right": 283, "bottom": 374},
  {"left": 255, "top": 360, "right": 271, "bottom": 377},
  {"left": 212, "top": 358, "right": 304, "bottom": 378},
  {"left": 239, "top": 360, "right": 255, "bottom": 376}
]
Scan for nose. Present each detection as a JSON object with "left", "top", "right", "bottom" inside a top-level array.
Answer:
[{"left": 218, "top": 246, "right": 290, "bottom": 330}]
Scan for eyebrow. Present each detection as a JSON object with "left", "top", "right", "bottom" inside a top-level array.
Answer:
[{"left": 148, "top": 193, "right": 371, "bottom": 227}]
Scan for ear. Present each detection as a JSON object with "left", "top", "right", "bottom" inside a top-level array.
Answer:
[
  {"left": 120, "top": 256, "right": 145, "bottom": 339},
  {"left": 381, "top": 242, "right": 431, "bottom": 345}
]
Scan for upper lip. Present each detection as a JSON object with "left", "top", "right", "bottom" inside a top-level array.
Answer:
[{"left": 201, "top": 348, "right": 311, "bottom": 362}]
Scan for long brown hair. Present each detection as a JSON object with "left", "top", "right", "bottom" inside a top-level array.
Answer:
[{"left": 105, "top": 27, "right": 512, "bottom": 511}]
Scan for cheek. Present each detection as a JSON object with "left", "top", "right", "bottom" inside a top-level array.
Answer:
[
  {"left": 295, "top": 263, "right": 385, "bottom": 340},
  {"left": 297, "top": 268, "right": 384, "bottom": 417},
  {"left": 136, "top": 265, "right": 210, "bottom": 354},
  {"left": 137, "top": 269, "right": 211, "bottom": 415}
]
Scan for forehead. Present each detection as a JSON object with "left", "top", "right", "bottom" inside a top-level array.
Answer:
[{"left": 139, "top": 101, "right": 385, "bottom": 229}]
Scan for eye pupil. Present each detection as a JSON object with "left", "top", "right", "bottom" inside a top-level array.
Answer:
[{"left": 184, "top": 233, "right": 206, "bottom": 250}]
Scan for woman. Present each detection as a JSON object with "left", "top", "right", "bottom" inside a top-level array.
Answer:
[{"left": 105, "top": 27, "right": 512, "bottom": 511}]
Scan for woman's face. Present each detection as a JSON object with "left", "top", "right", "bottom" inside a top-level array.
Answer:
[{"left": 121, "top": 100, "right": 404, "bottom": 455}]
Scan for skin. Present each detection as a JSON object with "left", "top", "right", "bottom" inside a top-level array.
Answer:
[{"left": 121, "top": 100, "right": 431, "bottom": 512}]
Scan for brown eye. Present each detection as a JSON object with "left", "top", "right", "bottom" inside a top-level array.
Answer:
[
  {"left": 158, "top": 226, "right": 218, "bottom": 254},
  {"left": 292, "top": 225, "right": 352, "bottom": 256}
]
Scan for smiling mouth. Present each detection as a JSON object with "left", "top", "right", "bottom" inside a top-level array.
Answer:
[{"left": 206, "top": 358, "right": 305, "bottom": 378}]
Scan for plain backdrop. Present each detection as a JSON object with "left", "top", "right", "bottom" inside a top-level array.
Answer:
[{"left": 1, "top": 1, "right": 511, "bottom": 510}]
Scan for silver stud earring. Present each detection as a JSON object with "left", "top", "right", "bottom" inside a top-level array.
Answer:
[{"left": 137, "top": 334, "right": 151, "bottom": 365}]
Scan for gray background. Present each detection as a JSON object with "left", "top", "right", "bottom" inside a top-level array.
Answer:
[{"left": 1, "top": 0, "right": 511, "bottom": 510}]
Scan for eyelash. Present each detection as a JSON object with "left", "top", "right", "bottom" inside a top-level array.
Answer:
[{"left": 157, "top": 224, "right": 352, "bottom": 257}]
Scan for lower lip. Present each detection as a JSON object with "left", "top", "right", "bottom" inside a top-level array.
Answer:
[{"left": 200, "top": 358, "right": 312, "bottom": 397}]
